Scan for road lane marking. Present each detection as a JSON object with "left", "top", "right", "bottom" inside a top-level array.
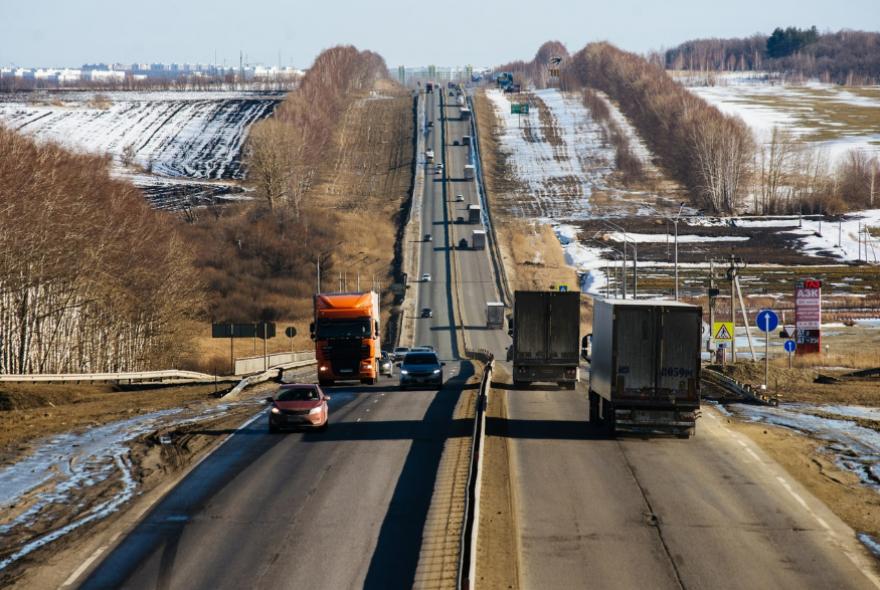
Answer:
[
  {"left": 745, "top": 448, "right": 761, "bottom": 462},
  {"left": 62, "top": 546, "right": 105, "bottom": 587}
]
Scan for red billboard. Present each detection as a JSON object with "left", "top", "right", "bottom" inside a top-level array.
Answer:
[{"left": 795, "top": 279, "right": 822, "bottom": 354}]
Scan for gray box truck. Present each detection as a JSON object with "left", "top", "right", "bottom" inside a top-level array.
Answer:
[
  {"left": 588, "top": 299, "right": 701, "bottom": 437},
  {"left": 509, "top": 290, "right": 580, "bottom": 388}
]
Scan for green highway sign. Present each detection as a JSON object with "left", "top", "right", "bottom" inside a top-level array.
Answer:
[{"left": 510, "top": 103, "right": 530, "bottom": 114}]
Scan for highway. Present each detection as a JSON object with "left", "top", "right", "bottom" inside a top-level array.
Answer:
[
  {"left": 74, "top": 86, "right": 880, "bottom": 590},
  {"left": 78, "top": 90, "right": 470, "bottom": 590},
  {"left": 440, "top": 88, "right": 879, "bottom": 588}
]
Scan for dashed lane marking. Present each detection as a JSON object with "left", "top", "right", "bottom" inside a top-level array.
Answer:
[{"left": 62, "top": 547, "right": 105, "bottom": 587}]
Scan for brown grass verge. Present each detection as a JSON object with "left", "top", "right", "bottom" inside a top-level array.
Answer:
[{"left": 730, "top": 420, "right": 880, "bottom": 548}]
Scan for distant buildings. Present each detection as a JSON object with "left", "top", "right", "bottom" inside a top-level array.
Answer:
[{"left": 0, "top": 62, "right": 304, "bottom": 85}]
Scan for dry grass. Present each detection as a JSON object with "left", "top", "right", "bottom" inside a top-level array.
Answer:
[{"left": 474, "top": 90, "right": 593, "bottom": 332}]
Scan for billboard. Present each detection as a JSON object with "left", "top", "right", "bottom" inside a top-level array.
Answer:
[{"left": 795, "top": 279, "right": 821, "bottom": 354}]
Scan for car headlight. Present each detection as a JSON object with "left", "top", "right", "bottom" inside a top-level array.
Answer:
[
  {"left": 309, "top": 406, "right": 323, "bottom": 415},
  {"left": 270, "top": 406, "right": 281, "bottom": 415},
  {"left": 433, "top": 369, "right": 441, "bottom": 374},
  {"left": 400, "top": 369, "right": 409, "bottom": 375}
]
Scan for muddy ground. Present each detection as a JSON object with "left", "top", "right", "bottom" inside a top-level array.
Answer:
[{"left": 0, "top": 369, "right": 311, "bottom": 588}]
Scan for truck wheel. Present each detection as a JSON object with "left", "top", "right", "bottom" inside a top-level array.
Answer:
[
  {"left": 588, "top": 391, "right": 600, "bottom": 424},
  {"left": 269, "top": 421, "right": 279, "bottom": 434},
  {"left": 513, "top": 380, "right": 527, "bottom": 389},
  {"left": 361, "top": 377, "right": 376, "bottom": 385},
  {"left": 558, "top": 381, "right": 576, "bottom": 390}
]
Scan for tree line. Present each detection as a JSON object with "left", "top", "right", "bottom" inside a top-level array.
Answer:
[
  {"left": 560, "top": 42, "right": 753, "bottom": 214},
  {"left": 185, "top": 46, "right": 400, "bottom": 324},
  {"left": 664, "top": 28, "right": 880, "bottom": 84},
  {"left": 0, "top": 126, "right": 204, "bottom": 374}
]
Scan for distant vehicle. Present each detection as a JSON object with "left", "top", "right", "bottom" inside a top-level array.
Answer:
[
  {"left": 471, "top": 230, "right": 486, "bottom": 250},
  {"left": 455, "top": 194, "right": 464, "bottom": 202},
  {"left": 379, "top": 351, "right": 394, "bottom": 376},
  {"left": 424, "top": 233, "right": 432, "bottom": 242},
  {"left": 427, "top": 121, "right": 434, "bottom": 128},
  {"left": 312, "top": 291, "right": 380, "bottom": 386},
  {"left": 453, "top": 139, "right": 460, "bottom": 146},
  {"left": 422, "top": 272, "right": 431, "bottom": 282},
  {"left": 588, "top": 299, "right": 701, "bottom": 438},
  {"left": 509, "top": 290, "right": 580, "bottom": 388},
  {"left": 456, "top": 216, "right": 464, "bottom": 224},
  {"left": 421, "top": 307, "right": 433, "bottom": 318},
  {"left": 467, "top": 204, "right": 481, "bottom": 224},
  {"left": 458, "top": 238, "right": 468, "bottom": 249},
  {"left": 425, "top": 149, "right": 434, "bottom": 161},
  {"left": 411, "top": 345, "right": 435, "bottom": 351},
  {"left": 267, "top": 384, "right": 330, "bottom": 432},
  {"left": 463, "top": 164, "right": 475, "bottom": 180},
  {"left": 399, "top": 351, "right": 445, "bottom": 390},
  {"left": 426, "top": 82, "right": 434, "bottom": 93},
  {"left": 435, "top": 164, "right": 444, "bottom": 175},
  {"left": 392, "top": 346, "right": 410, "bottom": 362},
  {"left": 486, "top": 302, "right": 505, "bottom": 328}
]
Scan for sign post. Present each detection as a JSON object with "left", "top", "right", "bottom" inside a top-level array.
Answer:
[
  {"left": 755, "top": 309, "right": 779, "bottom": 387},
  {"left": 784, "top": 339, "right": 796, "bottom": 369},
  {"left": 795, "top": 279, "right": 822, "bottom": 354}
]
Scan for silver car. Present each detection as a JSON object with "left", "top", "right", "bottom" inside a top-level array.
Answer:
[{"left": 379, "top": 351, "right": 394, "bottom": 376}]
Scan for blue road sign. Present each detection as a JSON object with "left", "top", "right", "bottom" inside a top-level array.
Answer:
[
  {"left": 755, "top": 309, "right": 779, "bottom": 333},
  {"left": 784, "top": 340, "right": 796, "bottom": 353}
]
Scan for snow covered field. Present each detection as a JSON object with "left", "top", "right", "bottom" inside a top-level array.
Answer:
[
  {"left": 687, "top": 81, "right": 880, "bottom": 162},
  {"left": 0, "top": 90, "right": 282, "bottom": 209},
  {"left": 487, "top": 88, "right": 614, "bottom": 220}
]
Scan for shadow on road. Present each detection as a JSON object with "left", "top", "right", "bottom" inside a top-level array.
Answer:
[
  {"left": 362, "top": 360, "right": 474, "bottom": 590},
  {"left": 487, "top": 417, "right": 607, "bottom": 440}
]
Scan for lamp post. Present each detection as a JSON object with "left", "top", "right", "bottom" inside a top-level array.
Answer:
[
  {"left": 604, "top": 220, "right": 635, "bottom": 299},
  {"left": 673, "top": 202, "right": 685, "bottom": 301}
]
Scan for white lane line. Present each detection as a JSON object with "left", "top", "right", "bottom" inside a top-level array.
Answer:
[
  {"left": 356, "top": 418, "right": 362, "bottom": 422},
  {"left": 61, "top": 546, "right": 105, "bottom": 587},
  {"left": 745, "top": 448, "right": 762, "bottom": 462},
  {"left": 776, "top": 476, "right": 811, "bottom": 512}
]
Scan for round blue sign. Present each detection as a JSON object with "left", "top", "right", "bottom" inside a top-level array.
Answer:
[
  {"left": 784, "top": 340, "right": 796, "bottom": 353},
  {"left": 756, "top": 309, "right": 779, "bottom": 333}
]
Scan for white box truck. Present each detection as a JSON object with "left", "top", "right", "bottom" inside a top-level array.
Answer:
[
  {"left": 588, "top": 299, "right": 702, "bottom": 437},
  {"left": 471, "top": 230, "right": 486, "bottom": 250}
]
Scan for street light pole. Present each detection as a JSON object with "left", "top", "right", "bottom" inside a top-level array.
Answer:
[{"left": 674, "top": 202, "right": 684, "bottom": 301}]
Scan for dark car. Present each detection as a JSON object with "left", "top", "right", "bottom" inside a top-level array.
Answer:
[
  {"left": 421, "top": 307, "right": 433, "bottom": 318},
  {"left": 399, "top": 351, "right": 444, "bottom": 390},
  {"left": 458, "top": 238, "right": 468, "bottom": 249},
  {"left": 267, "top": 384, "right": 330, "bottom": 432},
  {"left": 424, "top": 233, "right": 432, "bottom": 242}
]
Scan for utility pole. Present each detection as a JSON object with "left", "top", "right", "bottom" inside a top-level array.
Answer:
[
  {"left": 674, "top": 202, "right": 684, "bottom": 301},
  {"left": 632, "top": 241, "right": 638, "bottom": 299},
  {"left": 727, "top": 255, "right": 737, "bottom": 364},
  {"left": 708, "top": 259, "right": 716, "bottom": 354}
]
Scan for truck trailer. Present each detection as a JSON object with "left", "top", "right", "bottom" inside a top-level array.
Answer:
[
  {"left": 486, "top": 302, "right": 505, "bottom": 329},
  {"left": 471, "top": 229, "right": 486, "bottom": 250},
  {"left": 508, "top": 290, "right": 580, "bottom": 388},
  {"left": 588, "top": 299, "right": 701, "bottom": 437},
  {"left": 311, "top": 291, "right": 381, "bottom": 386}
]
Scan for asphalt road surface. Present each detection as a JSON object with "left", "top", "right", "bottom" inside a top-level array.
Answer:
[
  {"left": 79, "top": 90, "right": 470, "bottom": 590},
  {"left": 440, "top": 89, "right": 878, "bottom": 588}
]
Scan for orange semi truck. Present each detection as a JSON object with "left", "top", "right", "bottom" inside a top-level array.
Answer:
[{"left": 310, "top": 291, "right": 381, "bottom": 386}]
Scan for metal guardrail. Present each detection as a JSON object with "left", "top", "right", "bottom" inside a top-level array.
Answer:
[
  {"left": 702, "top": 367, "right": 780, "bottom": 406},
  {"left": 0, "top": 369, "right": 228, "bottom": 384},
  {"left": 468, "top": 95, "right": 513, "bottom": 307},
  {"left": 458, "top": 353, "right": 493, "bottom": 590},
  {"left": 0, "top": 353, "right": 317, "bottom": 385}
]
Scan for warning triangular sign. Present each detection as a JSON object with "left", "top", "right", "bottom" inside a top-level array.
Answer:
[{"left": 714, "top": 324, "right": 732, "bottom": 340}]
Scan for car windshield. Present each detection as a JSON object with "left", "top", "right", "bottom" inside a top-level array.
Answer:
[
  {"left": 315, "top": 318, "right": 370, "bottom": 339},
  {"left": 394, "top": 348, "right": 408, "bottom": 353},
  {"left": 276, "top": 387, "right": 320, "bottom": 401},
  {"left": 404, "top": 353, "right": 438, "bottom": 365}
]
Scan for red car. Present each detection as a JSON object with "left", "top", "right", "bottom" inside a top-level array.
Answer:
[{"left": 267, "top": 384, "right": 331, "bottom": 432}]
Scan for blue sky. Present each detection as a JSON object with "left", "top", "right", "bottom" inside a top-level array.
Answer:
[{"left": 3, "top": 0, "right": 879, "bottom": 68}]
